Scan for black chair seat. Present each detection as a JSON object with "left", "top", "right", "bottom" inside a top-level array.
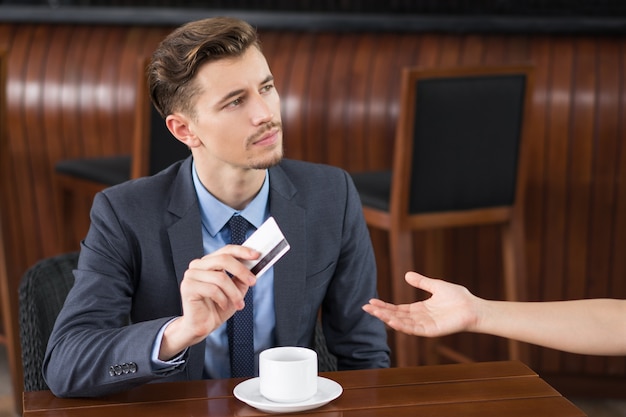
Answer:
[
  {"left": 350, "top": 171, "right": 391, "bottom": 212},
  {"left": 55, "top": 155, "right": 131, "bottom": 186}
]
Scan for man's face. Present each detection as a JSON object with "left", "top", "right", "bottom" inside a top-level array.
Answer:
[{"left": 186, "top": 46, "right": 283, "bottom": 170}]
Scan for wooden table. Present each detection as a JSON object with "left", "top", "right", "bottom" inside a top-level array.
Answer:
[{"left": 23, "top": 361, "right": 586, "bottom": 416}]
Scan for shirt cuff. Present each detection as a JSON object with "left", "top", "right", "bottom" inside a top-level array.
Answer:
[{"left": 151, "top": 317, "right": 188, "bottom": 373}]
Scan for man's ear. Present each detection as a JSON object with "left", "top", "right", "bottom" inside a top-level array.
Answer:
[{"left": 166, "top": 113, "right": 202, "bottom": 148}]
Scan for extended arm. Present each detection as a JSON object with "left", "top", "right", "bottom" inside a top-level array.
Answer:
[
  {"left": 363, "top": 272, "right": 626, "bottom": 356},
  {"left": 43, "top": 190, "right": 259, "bottom": 397}
]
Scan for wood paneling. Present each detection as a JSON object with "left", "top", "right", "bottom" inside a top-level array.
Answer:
[{"left": 1, "top": 23, "right": 625, "bottom": 414}]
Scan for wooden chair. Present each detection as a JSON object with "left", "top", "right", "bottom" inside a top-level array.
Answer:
[
  {"left": 129, "top": 58, "right": 192, "bottom": 181},
  {"left": 55, "top": 58, "right": 189, "bottom": 251},
  {"left": 351, "top": 65, "right": 534, "bottom": 367},
  {"left": 0, "top": 50, "right": 7, "bottom": 349}
]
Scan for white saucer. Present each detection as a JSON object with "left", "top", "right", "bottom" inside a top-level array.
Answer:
[{"left": 233, "top": 376, "right": 343, "bottom": 413}]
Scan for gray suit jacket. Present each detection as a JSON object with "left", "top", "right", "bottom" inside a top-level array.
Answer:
[{"left": 43, "top": 157, "right": 390, "bottom": 397}]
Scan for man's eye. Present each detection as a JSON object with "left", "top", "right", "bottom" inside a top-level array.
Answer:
[
  {"left": 227, "top": 97, "right": 243, "bottom": 107},
  {"left": 261, "top": 84, "right": 274, "bottom": 93}
]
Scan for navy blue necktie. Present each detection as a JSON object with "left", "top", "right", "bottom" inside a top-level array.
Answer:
[{"left": 227, "top": 215, "right": 255, "bottom": 377}]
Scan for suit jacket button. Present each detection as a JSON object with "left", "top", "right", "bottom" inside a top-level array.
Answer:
[
  {"left": 129, "top": 362, "right": 138, "bottom": 373},
  {"left": 108, "top": 366, "right": 116, "bottom": 377},
  {"left": 113, "top": 365, "right": 122, "bottom": 376},
  {"left": 121, "top": 363, "right": 130, "bottom": 374}
]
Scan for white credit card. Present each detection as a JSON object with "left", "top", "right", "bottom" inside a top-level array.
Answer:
[{"left": 241, "top": 216, "right": 290, "bottom": 278}]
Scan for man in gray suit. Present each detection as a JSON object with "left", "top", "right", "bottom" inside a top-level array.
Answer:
[{"left": 43, "top": 16, "right": 389, "bottom": 397}]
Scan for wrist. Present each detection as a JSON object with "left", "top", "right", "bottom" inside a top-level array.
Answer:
[
  {"left": 159, "top": 317, "right": 195, "bottom": 361},
  {"left": 467, "top": 296, "right": 488, "bottom": 334}
]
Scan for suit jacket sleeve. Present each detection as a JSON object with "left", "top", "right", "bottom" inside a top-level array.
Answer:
[
  {"left": 319, "top": 169, "right": 391, "bottom": 369},
  {"left": 42, "top": 162, "right": 196, "bottom": 398}
]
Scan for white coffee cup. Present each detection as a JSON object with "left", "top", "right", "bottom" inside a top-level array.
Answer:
[{"left": 259, "top": 346, "right": 318, "bottom": 403}]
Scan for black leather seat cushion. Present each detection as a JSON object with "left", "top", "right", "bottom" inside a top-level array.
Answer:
[{"left": 55, "top": 155, "right": 131, "bottom": 186}]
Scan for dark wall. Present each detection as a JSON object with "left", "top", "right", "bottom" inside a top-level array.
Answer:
[
  {"left": 1, "top": 0, "right": 625, "bottom": 16},
  {"left": 1, "top": 2, "right": 626, "bottom": 33}
]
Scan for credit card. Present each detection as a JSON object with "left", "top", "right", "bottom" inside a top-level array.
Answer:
[{"left": 241, "top": 216, "right": 290, "bottom": 277}]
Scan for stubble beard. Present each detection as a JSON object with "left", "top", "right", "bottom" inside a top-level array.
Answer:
[{"left": 246, "top": 121, "right": 284, "bottom": 170}]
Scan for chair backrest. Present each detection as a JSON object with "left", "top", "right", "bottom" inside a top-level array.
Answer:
[
  {"left": 131, "top": 57, "right": 190, "bottom": 179},
  {"left": 392, "top": 66, "right": 533, "bottom": 219},
  {"left": 19, "top": 252, "right": 79, "bottom": 392}
]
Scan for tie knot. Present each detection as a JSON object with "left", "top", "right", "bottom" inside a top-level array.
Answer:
[{"left": 228, "top": 215, "right": 251, "bottom": 245}]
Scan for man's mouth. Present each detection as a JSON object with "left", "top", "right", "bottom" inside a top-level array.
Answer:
[
  {"left": 249, "top": 123, "right": 282, "bottom": 146},
  {"left": 253, "top": 129, "right": 279, "bottom": 145}
]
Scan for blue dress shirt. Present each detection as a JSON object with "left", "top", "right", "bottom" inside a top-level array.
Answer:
[
  {"left": 151, "top": 162, "right": 276, "bottom": 378},
  {"left": 192, "top": 162, "right": 276, "bottom": 378}
]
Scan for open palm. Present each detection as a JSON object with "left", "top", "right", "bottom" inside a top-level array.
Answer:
[{"left": 363, "top": 272, "right": 478, "bottom": 337}]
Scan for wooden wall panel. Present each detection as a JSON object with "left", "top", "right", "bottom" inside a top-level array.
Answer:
[{"left": 1, "top": 24, "right": 626, "bottom": 413}]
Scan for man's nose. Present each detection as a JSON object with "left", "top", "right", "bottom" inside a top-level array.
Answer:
[{"left": 250, "top": 95, "right": 274, "bottom": 125}]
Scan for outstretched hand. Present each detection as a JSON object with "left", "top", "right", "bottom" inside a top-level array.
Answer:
[{"left": 362, "top": 272, "right": 479, "bottom": 338}]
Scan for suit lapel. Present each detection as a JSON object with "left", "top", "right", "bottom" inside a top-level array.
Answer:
[
  {"left": 165, "top": 158, "right": 205, "bottom": 379},
  {"left": 268, "top": 166, "right": 307, "bottom": 346},
  {"left": 166, "top": 158, "right": 204, "bottom": 285}
]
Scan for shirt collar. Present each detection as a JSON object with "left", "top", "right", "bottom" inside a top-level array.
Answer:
[{"left": 192, "top": 160, "right": 270, "bottom": 237}]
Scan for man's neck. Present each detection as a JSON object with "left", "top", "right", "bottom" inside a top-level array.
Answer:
[{"left": 196, "top": 164, "right": 267, "bottom": 211}]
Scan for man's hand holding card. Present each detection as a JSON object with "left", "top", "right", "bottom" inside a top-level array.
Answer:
[{"left": 240, "top": 217, "right": 290, "bottom": 278}]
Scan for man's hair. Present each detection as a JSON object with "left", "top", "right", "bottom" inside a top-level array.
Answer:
[{"left": 148, "top": 17, "right": 261, "bottom": 119}]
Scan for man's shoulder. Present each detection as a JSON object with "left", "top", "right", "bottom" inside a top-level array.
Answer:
[
  {"left": 272, "top": 159, "right": 353, "bottom": 203},
  {"left": 277, "top": 159, "right": 345, "bottom": 178},
  {"left": 100, "top": 160, "right": 187, "bottom": 203}
]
